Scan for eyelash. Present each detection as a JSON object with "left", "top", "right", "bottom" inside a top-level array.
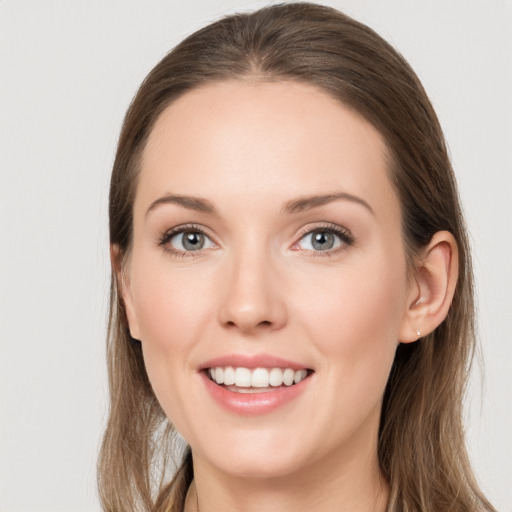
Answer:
[{"left": 158, "top": 222, "right": 354, "bottom": 258}]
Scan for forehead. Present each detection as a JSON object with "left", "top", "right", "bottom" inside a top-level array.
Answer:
[{"left": 137, "top": 80, "right": 398, "bottom": 220}]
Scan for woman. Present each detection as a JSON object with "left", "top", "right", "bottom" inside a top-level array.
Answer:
[{"left": 98, "top": 3, "right": 495, "bottom": 511}]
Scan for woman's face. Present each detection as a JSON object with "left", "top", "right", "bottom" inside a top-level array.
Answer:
[{"left": 122, "top": 81, "right": 416, "bottom": 479}]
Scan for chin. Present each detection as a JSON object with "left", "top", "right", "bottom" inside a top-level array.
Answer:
[
  {"left": 191, "top": 429, "right": 318, "bottom": 480},
  {"left": 214, "top": 453, "right": 304, "bottom": 480}
]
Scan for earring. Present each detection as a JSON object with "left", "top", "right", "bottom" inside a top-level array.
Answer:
[{"left": 416, "top": 330, "right": 421, "bottom": 337}]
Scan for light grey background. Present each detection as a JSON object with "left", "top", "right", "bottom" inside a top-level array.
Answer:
[{"left": 1, "top": 0, "right": 510, "bottom": 510}]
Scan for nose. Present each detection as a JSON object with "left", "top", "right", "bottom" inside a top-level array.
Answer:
[{"left": 217, "top": 250, "right": 287, "bottom": 334}]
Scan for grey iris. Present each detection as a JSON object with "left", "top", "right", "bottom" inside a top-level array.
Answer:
[
  {"left": 183, "top": 232, "right": 204, "bottom": 251},
  {"left": 311, "top": 230, "right": 335, "bottom": 251}
]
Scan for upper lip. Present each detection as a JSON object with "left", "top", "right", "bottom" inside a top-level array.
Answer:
[{"left": 199, "top": 354, "right": 311, "bottom": 372}]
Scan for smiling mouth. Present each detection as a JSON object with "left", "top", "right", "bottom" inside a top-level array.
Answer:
[{"left": 206, "top": 366, "right": 313, "bottom": 393}]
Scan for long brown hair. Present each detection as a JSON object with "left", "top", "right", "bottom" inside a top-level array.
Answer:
[{"left": 98, "top": 3, "right": 495, "bottom": 511}]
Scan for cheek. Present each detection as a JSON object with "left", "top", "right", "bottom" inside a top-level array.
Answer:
[
  {"left": 291, "top": 255, "right": 408, "bottom": 450},
  {"left": 128, "top": 249, "right": 223, "bottom": 410},
  {"left": 128, "top": 256, "right": 212, "bottom": 427},
  {"left": 298, "top": 252, "right": 407, "bottom": 380},
  {"left": 130, "top": 255, "right": 210, "bottom": 350}
]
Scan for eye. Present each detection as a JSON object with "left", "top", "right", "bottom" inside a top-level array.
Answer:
[
  {"left": 160, "top": 226, "right": 216, "bottom": 254},
  {"left": 294, "top": 226, "right": 353, "bottom": 253}
]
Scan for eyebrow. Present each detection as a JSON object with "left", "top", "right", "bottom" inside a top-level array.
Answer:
[
  {"left": 283, "top": 192, "right": 374, "bottom": 215},
  {"left": 145, "top": 191, "right": 374, "bottom": 217},
  {"left": 146, "top": 194, "right": 216, "bottom": 217}
]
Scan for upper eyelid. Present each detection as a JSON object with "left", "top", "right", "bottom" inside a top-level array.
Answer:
[
  {"left": 162, "top": 223, "right": 212, "bottom": 238},
  {"left": 159, "top": 223, "right": 217, "bottom": 248},
  {"left": 294, "top": 223, "right": 353, "bottom": 240}
]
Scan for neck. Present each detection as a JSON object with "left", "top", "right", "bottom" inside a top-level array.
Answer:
[{"left": 184, "top": 436, "right": 389, "bottom": 512}]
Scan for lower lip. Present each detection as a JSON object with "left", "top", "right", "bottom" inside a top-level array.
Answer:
[{"left": 201, "top": 372, "right": 311, "bottom": 416}]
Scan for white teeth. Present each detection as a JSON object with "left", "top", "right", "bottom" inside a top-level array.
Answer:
[
  {"left": 294, "top": 369, "right": 307, "bottom": 384},
  {"left": 215, "top": 367, "right": 224, "bottom": 384},
  {"left": 269, "top": 368, "right": 284, "bottom": 387},
  {"left": 223, "top": 366, "right": 235, "bottom": 385},
  {"left": 208, "top": 366, "right": 309, "bottom": 388},
  {"left": 283, "top": 368, "right": 295, "bottom": 386},
  {"left": 251, "top": 368, "right": 269, "bottom": 388},
  {"left": 234, "top": 367, "right": 252, "bottom": 387}
]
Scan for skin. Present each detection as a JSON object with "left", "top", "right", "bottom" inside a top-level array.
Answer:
[{"left": 119, "top": 80, "right": 458, "bottom": 512}]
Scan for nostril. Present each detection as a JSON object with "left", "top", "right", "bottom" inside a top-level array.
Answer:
[{"left": 224, "top": 319, "right": 273, "bottom": 329}]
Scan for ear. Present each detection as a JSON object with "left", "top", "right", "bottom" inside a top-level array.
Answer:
[
  {"left": 111, "top": 244, "right": 141, "bottom": 340},
  {"left": 398, "top": 231, "right": 459, "bottom": 343}
]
